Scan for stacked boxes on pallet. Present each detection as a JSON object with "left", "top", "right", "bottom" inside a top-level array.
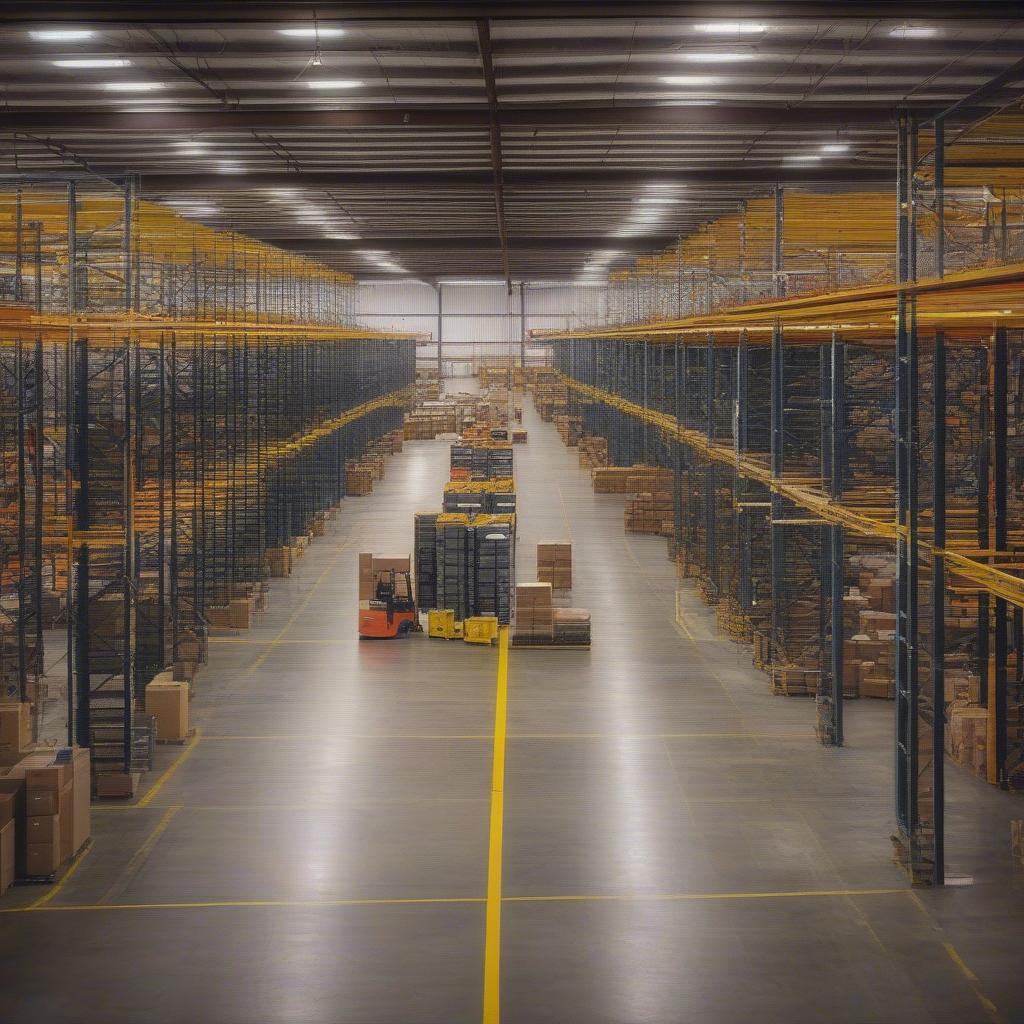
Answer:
[
  {"left": 537, "top": 542, "right": 572, "bottom": 590},
  {"left": 513, "top": 583, "right": 554, "bottom": 645},
  {"left": 7, "top": 747, "right": 91, "bottom": 881},
  {"left": 552, "top": 608, "right": 591, "bottom": 647},
  {"left": 578, "top": 436, "right": 609, "bottom": 468}
]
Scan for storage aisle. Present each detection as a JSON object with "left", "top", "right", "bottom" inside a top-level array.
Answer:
[{"left": 1, "top": 398, "right": 1022, "bottom": 1024}]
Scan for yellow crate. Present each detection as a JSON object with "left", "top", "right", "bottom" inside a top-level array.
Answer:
[
  {"left": 428, "top": 609, "right": 463, "bottom": 639},
  {"left": 463, "top": 616, "right": 499, "bottom": 645}
]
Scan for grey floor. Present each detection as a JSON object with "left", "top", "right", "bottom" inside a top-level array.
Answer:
[{"left": 2, "top": 394, "right": 1024, "bottom": 1024}]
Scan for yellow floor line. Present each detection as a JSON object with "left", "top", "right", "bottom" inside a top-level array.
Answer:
[
  {"left": 943, "top": 943, "right": 1005, "bottom": 1023},
  {"left": 245, "top": 539, "right": 354, "bottom": 675},
  {"left": 28, "top": 841, "right": 94, "bottom": 909},
  {"left": 1, "top": 886, "right": 912, "bottom": 916},
  {"left": 136, "top": 729, "right": 202, "bottom": 809},
  {"left": 0, "top": 896, "right": 486, "bottom": 914},
  {"left": 100, "top": 804, "right": 183, "bottom": 905},
  {"left": 483, "top": 626, "right": 510, "bottom": 1024},
  {"left": 674, "top": 591, "right": 696, "bottom": 642},
  {"left": 197, "top": 733, "right": 493, "bottom": 741},
  {"left": 503, "top": 887, "right": 908, "bottom": 903}
]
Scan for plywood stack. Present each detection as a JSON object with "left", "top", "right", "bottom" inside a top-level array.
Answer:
[
  {"left": 578, "top": 435, "right": 609, "bottom": 468},
  {"left": 625, "top": 478, "right": 674, "bottom": 535},
  {"left": 554, "top": 415, "right": 583, "bottom": 446},
  {"left": 592, "top": 467, "right": 638, "bottom": 493},
  {"left": 512, "top": 583, "right": 554, "bottom": 645},
  {"left": 537, "top": 542, "right": 572, "bottom": 591},
  {"left": 345, "top": 464, "right": 375, "bottom": 496}
]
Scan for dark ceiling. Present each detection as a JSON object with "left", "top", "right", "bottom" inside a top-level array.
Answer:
[{"left": 1, "top": 2, "right": 1023, "bottom": 281}]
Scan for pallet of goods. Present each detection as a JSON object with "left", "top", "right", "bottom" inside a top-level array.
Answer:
[
  {"left": 537, "top": 542, "right": 572, "bottom": 590},
  {"left": 552, "top": 608, "right": 591, "bottom": 647},
  {"left": 512, "top": 583, "right": 554, "bottom": 645}
]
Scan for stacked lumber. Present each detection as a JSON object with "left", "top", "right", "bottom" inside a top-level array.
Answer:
[
  {"left": 578, "top": 435, "right": 609, "bottom": 468},
  {"left": 554, "top": 415, "right": 583, "bottom": 446}
]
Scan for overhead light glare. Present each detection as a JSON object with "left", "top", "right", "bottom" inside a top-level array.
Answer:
[
  {"left": 102, "top": 81, "right": 164, "bottom": 92},
  {"left": 695, "top": 22, "right": 768, "bottom": 34},
  {"left": 278, "top": 27, "right": 345, "bottom": 38},
  {"left": 217, "top": 162, "right": 245, "bottom": 173},
  {"left": 53, "top": 58, "right": 130, "bottom": 68},
  {"left": 660, "top": 75, "right": 718, "bottom": 86},
  {"left": 306, "top": 79, "right": 363, "bottom": 89},
  {"left": 889, "top": 25, "right": 938, "bottom": 39},
  {"left": 821, "top": 143, "right": 850, "bottom": 153},
  {"left": 783, "top": 154, "right": 822, "bottom": 163},
  {"left": 634, "top": 195, "right": 683, "bottom": 205},
  {"left": 30, "top": 29, "right": 94, "bottom": 41},
  {"left": 681, "top": 52, "right": 753, "bottom": 62}
]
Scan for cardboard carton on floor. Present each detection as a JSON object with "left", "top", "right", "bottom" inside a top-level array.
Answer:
[
  {"left": 0, "top": 819, "right": 13, "bottom": 895},
  {"left": 0, "top": 703, "right": 34, "bottom": 766},
  {"left": 25, "top": 829, "right": 61, "bottom": 877},
  {"left": 71, "top": 747, "right": 90, "bottom": 856},
  {"left": 145, "top": 681, "right": 190, "bottom": 742}
]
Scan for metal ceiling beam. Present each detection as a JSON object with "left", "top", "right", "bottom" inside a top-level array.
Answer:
[
  {"left": 475, "top": 18, "right": 511, "bottom": 290},
  {"left": 267, "top": 234, "right": 681, "bottom": 251},
  {"left": 136, "top": 166, "right": 892, "bottom": 190},
  {"left": 0, "top": 105, "right": 918, "bottom": 133},
  {"left": 6, "top": 3, "right": 1024, "bottom": 20}
]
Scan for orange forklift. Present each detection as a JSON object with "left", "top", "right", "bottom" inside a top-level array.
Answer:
[{"left": 358, "top": 569, "right": 422, "bottom": 639}]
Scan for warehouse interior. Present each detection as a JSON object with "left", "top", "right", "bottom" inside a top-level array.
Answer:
[{"left": 2, "top": 3, "right": 1024, "bottom": 1022}]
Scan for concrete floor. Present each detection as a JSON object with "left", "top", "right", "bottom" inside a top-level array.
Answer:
[{"left": 2, "top": 395, "right": 1024, "bottom": 1023}]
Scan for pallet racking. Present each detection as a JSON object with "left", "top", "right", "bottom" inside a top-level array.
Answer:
[
  {"left": 537, "top": 108, "right": 1024, "bottom": 885},
  {"left": 0, "top": 177, "right": 415, "bottom": 788}
]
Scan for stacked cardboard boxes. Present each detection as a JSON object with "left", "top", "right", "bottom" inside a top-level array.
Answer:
[
  {"left": 625, "top": 488, "right": 674, "bottom": 535},
  {"left": 513, "top": 583, "right": 554, "bottom": 645},
  {"left": 17, "top": 747, "right": 90, "bottom": 878},
  {"left": 359, "top": 553, "right": 412, "bottom": 602},
  {"left": 946, "top": 705, "right": 989, "bottom": 778},
  {"left": 554, "top": 415, "right": 583, "bottom": 446},
  {"left": 537, "top": 542, "right": 572, "bottom": 590},
  {"left": 0, "top": 702, "right": 34, "bottom": 767}
]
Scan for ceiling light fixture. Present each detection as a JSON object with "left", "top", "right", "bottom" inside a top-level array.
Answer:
[
  {"left": 660, "top": 75, "right": 718, "bottom": 86},
  {"left": 695, "top": 22, "right": 768, "bottom": 34},
  {"left": 30, "top": 29, "right": 94, "bottom": 41},
  {"left": 102, "top": 81, "right": 164, "bottom": 92},
  {"left": 681, "top": 52, "right": 753, "bottom": 62},
  {"left": 174, "top": 147, "right": 207, "bottom": 156},
  {"left": 53, "top": 58, "right": 130, "bottom": 68},
  {"left": 217, "top": 162, "right": 245, "bottom": 173},
  {"left": 889, "top": 25, "right": 938, "bottom": 39},
  {"left": 306, "top": 79, "right": 363, "bottom": 89},
  {"left": 783, "top": 154, "right": 822, "bottom": 163},
  {"left": 821, "top": 143, "right": 850, "bottom": 153},
  {"left": 278, "top": 27, "right": 345, "bottom": 37}
]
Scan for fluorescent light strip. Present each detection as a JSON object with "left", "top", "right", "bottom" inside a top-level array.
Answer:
[
  {"left": 681, "top": 52, "right": 752, "bottom": 62},
  {"left": 278, "top": 27, "right": 345, "bottom": 37},
  {"left": 695, "top": 22, "right": 767, "bottom": 34},
  {"left": 306, "top": 79, "right": 363, "bottom": 89},
  {"left": 30, "top": 29, "right": 94, "bottom": 41},
  {"left": 54, "top": 58, "right": 130, "bottom": 68},
  {"left": 102, "top": 81, "right": 163, "bottom": 92},
  {"left": 660, "top": 75, "right": 718, "bottom": 86}
]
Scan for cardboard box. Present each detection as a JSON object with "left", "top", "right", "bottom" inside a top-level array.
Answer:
[
  {"left": 25, "top": 812, "right": 59, "bottom": 844},
  {"left": 0, "top": 819, "right": 13, "bottom": 895},
  {"left": 0, "top": 703, "right": 34, "bottom": 764},
  {"left": 0, "top": 703, "right": 32, "bottom": 749},
  {"left": 228, "top": 598, "right": 252, "bottom": 630},
  {"left": 71, "top": 748, "right": 90, "bottom": 855},
  {"left": 26, "top": 789, "right": 57, "bottom": 816},
  {"left": 59, "top": 779, "right": 74, "bottom": 863},
  {"left": 145, "top": 681, "right": 190, "bottom": 742},
  {"left": 372, "top": 555, "right": 411, "bottom": 573},
  {"left": 94, "top": 772, "right": 136, "bottom": 798},
  {"left": 26, "top": 830, "right": 61, "bottom": 876},
  {"left": 26, "top": 763, "right": 68, "bottom": 794}
]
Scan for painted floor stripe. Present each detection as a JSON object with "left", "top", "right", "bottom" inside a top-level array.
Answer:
[{"left": 483, "top": 626, "right": 510, "bottom": 1024}]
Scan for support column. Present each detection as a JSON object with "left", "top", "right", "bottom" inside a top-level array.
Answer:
[{"left": 994, "top": 326, "right": 1008, "bottom": 787}]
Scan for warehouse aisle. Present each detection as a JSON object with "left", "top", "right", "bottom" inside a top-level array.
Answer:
[{"left": 2, "top": 395, "right": 1023, "bottom": 1024}]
